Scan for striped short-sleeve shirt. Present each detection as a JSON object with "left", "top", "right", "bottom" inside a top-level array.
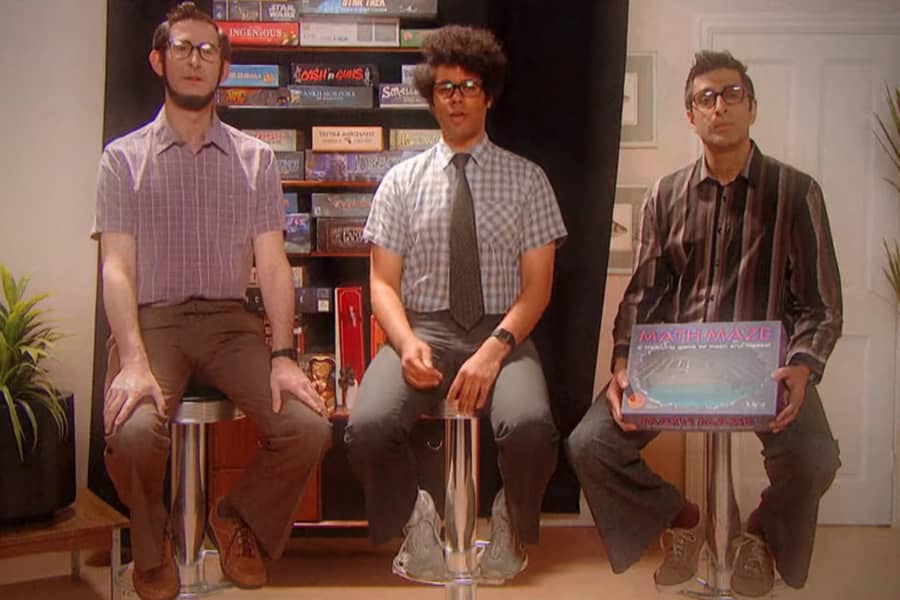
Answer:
[
  {"left": 364, "top": 136, "right": 567, "bottom": 314},
  {"left": 92, "top": 109, "right": 284, "bottom": 306},
  {"left": 612, "top": 143, "right": 843, "bottom": 382}
]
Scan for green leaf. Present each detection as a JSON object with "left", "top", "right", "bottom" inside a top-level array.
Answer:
[{"left": 0, "top": 263, "right": 68, "bottom": 461}]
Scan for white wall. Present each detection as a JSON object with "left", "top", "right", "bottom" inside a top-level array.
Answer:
[
  {"left": 598, "top": 0, "right": 900, "bottom": 502},
  {"left": 0, "top": 1, "right": 107, "bottom": 485},
  {"left": 619, "top": 0, "right": 900, "bottom": 191}
]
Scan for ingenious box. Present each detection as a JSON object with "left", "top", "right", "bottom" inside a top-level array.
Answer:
[{"left": 622, "top": 321, "right": 785, "bottom": 431}]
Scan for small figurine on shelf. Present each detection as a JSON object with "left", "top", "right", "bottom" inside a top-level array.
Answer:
[
  {"left": 302, "top": 355, "right": 337, "bottom": 415},
  {"left": 338, "top": 364, "right": 358, "bottom": 412}
]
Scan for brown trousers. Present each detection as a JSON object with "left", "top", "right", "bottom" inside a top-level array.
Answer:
[{"left": 104, "top": 300, "right": 332, "bottom": 570}]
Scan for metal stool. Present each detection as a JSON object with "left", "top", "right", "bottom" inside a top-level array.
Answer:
[
  {"left": 117, "top": 385, "right": 244, "bottom": 599},
  {"left": 442, "top": 407, "right": 479, "bottom": 600},
  {"left": 415, "top": 405, "right": 481, "bottom": 599},
  {"left": 682, "top": 432, "right": 741, "bottom": 600},
  {"left": 170, "top": 385, "right": 244, "bottom": 598}
]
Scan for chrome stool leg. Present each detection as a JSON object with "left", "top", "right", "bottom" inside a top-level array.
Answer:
[
  {"left": 444, "top": 414, "right": 478, "bottom": 600},
  {"left": 683, "top": 432, "right": 740, "bottom": 599},
  {"left": 171, "top": 421, "right": 207, "bottom": 593}
]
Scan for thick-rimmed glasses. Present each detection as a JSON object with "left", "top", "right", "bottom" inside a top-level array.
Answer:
[
  {"left": 692, "top": 84, "right": 748, "bottom": 110},
  {"left": 167, "top": 39, "right": 220, "bottom": 62},
  {"left": 433, "top": 79, "right": 483, "bottom": 99}
]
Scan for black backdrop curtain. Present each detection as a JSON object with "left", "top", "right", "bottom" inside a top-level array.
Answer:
[{"left": 89, "top": 0, "right": 628, "bottom": 516}]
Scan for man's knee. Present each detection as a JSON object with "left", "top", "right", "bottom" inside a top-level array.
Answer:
[
  {"left": 263, "top": 405, "right": 333, "bottom": 456},
  {"left": 105, "top": 402, "right": 168, "bottom": 463},
  {"left": 497, "top": 417, "right": 558, "bottom": 454},
  {"left": 567, "top": 410, "right": 617, "bottom": 461},
  {"left": 798, "top": 438, "right": 841, "bottom": 493},
  {"left": 345, "top": 409, "right": 405, "bottom": 453}
]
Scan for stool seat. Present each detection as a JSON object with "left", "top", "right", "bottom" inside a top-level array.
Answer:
[{"left": 175, "top": 386, "right": 243, "bottom": 424}]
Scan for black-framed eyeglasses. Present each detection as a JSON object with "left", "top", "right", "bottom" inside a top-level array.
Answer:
[
  {"left": 692, "top": 84, "right": 748, "bottom": 110},
  {"left": 433, "top": 79, "right": 483, "bottom": 99},
  {"left": 167, "top": 39, "right": 220, "bottom": 62}
]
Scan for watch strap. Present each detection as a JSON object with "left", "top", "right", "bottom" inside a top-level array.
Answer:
[
  {"left": 271, "top": 348, "right": 298, "bottom": 361},
  {"left": 491, "top": 327, "right": 516, "bottom": 350}
]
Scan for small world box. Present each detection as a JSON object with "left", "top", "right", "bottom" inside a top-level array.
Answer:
[{"left": 623, "top": 321, "right": 785, "bottom": 431}]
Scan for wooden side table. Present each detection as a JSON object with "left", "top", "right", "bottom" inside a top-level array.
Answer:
[{"left": 0, "top": 487, "right": 128, "bottom": 599}]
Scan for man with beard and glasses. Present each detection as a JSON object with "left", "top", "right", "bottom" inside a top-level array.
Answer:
[{"left": 92, "top": 3, "right": 331, "bottom": 600}]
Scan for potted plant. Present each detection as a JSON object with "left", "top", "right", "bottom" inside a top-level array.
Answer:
[
  {"left": 0, "top": 264, "right": 75, "bottom": 522},
  {"left": 876, "top": 85, "right": 900, "bottom": 305}
]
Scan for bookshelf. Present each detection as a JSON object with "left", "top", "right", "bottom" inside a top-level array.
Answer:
[{"left": 208, "top": 36, "right": 446, "bottom": 524}]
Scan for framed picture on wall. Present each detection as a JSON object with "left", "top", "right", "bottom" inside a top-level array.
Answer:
[
  {"left": 608, "top": 185, "right": 647, "bottom": 274},
  {"left": 620, "top": 52, "right": 656, "bottom": 147}
]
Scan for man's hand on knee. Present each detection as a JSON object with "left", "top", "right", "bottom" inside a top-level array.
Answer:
[
  {"left": 270, "top": 358, "right": 327, "bottom": 416},
  {"left": 104, "top": 362, "right": 165, "bottom": 434}
]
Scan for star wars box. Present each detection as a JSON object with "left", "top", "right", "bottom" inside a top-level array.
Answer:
[{"left": 622, "top": 321, "right": 785, "bottom": 431}]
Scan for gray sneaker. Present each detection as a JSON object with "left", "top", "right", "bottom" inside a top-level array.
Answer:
[
  {"left": 730, "top": 533, "right": 775, "bottom": 597},
  {"left": 477, "top": 489, "right": 528, "bottom": 584},
  {"left": 654, "top": 519, "right": 706, "bottom": 591},
  {"left": 392, "top": 489, "right": 448, "bottom": 584}
]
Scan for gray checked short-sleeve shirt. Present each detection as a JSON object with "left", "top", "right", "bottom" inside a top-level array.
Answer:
[{"left": 364, "top": 136, "right": 567, "bottom": 314}]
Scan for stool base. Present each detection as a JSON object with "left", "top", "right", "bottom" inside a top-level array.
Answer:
[{"left": 117, "top": 548, "right": 233, "bottom": 599}]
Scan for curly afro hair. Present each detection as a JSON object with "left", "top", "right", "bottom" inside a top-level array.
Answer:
[{"left": 413, "top": 25, "right": 507, "bottom": 105}]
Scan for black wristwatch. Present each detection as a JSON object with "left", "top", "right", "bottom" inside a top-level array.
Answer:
[
  {"left": 271, "top": 348, "right": 298, "bottom": 361},
  {"left": 491, "top": 327, "right": 516, "bottom": 350}
]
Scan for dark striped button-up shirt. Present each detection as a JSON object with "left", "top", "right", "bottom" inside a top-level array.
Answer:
[
  {"left": 613, "top": 143, "right": 842, "bottom": 383},
  {"left": 93, "top": 109, "right": 284, "bottom": 306}
]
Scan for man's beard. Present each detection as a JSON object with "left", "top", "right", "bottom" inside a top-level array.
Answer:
[{"left": 161, "top": 60, "right": 222, "bottom": 111}]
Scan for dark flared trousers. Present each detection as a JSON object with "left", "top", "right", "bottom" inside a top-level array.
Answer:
[
  {"left": 566, "top": 384, "right": 840, "bottom": 588},
  {"left": 346, "top": 311, "right": 558, "bottom": 545},
  {"left": 104, "top": 300, "right": 332, "bottom": 570}
]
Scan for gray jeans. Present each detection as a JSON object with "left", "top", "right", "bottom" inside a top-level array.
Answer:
[
  {"left": 566, "top": 383, "right": 840, "bottom": 588},
  {"left": 346, "top": 311, "right": 558, "bottom": 544}
]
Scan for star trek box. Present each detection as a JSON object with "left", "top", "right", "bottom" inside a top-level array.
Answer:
[{"left": 622, "top": 321, "right": 785, "bottom": 431}]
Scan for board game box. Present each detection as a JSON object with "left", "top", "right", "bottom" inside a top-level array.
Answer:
[{"left": 622, "top": 321, "right": 785, "bottom": 431}]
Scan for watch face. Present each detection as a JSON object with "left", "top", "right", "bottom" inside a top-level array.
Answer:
[{"left": 493, "top": 328, "right": 514, "bottom": 347}]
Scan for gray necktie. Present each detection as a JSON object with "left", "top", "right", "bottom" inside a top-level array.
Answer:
[{"left": 449, "top": 153, "right": 484, "bottom": 331}]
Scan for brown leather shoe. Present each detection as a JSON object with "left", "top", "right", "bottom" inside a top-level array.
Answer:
[
  {"left": 132, "top": 528, "right": 179, "bottom": 600},
  {"left": 207, "top": 498, "right": 267, "bottom": 589}
]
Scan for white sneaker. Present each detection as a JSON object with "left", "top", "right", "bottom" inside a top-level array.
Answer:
[
  {"left": 392, "top": 489, "right": 448, "bottom": 584},
  {"left": 478, "top": 489, "right": 528, "bottom": 584}
]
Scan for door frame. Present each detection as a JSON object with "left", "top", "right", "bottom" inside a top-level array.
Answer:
[{"left": 684, "top": 13, "right": 900, "bottom": 527}]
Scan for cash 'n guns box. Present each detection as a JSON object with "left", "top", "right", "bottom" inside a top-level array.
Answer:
[{"left": 622, "top": 321, "right": 785, "bottom": 431}]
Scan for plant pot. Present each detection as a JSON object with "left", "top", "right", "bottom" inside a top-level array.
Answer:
[{"left": 0, "top": 393, "right": 76, "bottom": 523}]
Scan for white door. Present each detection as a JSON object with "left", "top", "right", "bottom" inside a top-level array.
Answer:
[{"left": 700, "top": 17, "right": 900, "bottom": 525}]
